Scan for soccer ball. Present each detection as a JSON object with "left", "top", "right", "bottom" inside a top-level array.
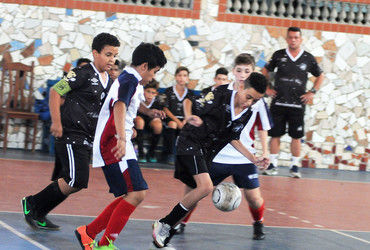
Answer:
[{"left": 212, "top": 182, "right": 242, "bottom": 212}]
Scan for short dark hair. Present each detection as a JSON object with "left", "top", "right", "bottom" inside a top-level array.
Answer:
[
  {"left": 76, "top": 58, "right": 91, "bottom": 67},
  {"left": 114, "top": 59, "right": 126, "bottom": 70},
  {"left": 288, "top": 27, "right": 302, "bottom": 35},
  {"left": 215, "top": 67, "right": 228, "bottom": 76},
  {"left": 131, "top": 43, "right": 167, "bottom": 70},
  {"left": 234, "top": 53, "right": 255, "bottom": 69},
  {"left": 92, "top": 33, "right": 120, "bottom": 53},
  {"left": 144, "top": 79, "right": 159, "bottom": 90},
  {"left": 243, "top": 72, "right": 267, "bottom": 94},
  {"left": 175, "top": 66, "right": 189, "bottom": 75}
]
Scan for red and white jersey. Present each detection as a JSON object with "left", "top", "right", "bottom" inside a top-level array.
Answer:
[
  {"left": 213, "top": 82, "right": 271, "bottom": 164},
  {"left": 92, "top": 67, "right": 144, "bottom": 168}
]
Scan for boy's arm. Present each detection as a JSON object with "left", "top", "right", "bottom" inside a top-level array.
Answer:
[
  {"left": 257, "top": 130, "right": 269, "bottom": 158},
  {"left": 163, "top": 107, "right": 184, "bottom": 128},
  {"left": 230, "top": 140, "right": 269, "bottom": 168},
  {"left": 49, "top": 88, "right": 63, "bottom": 138},
  {"left": 138, "top": 103, "right": 166, "bottom": 119},
  {"left": 183, "top": 98, "right": 203, "bottom": 127},
  {"left": 111, "top": 101, "right": 127, "bottom": 160}
]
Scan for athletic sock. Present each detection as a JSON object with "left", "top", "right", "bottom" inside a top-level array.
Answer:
[
  {"left": 291, "top": 156, "right": 300, "bottom": 167},
  {"left": 160, "top": 203, "right": 188, "bottom": 227},
  {"left": 31, "top": 181, "right": 67, "bottom": 218},
  {"left": 167, "top": 128, "right": 176, "bottom": 154},
  {"left": 136, "top": 129, "right": 144, "bottom": 157},
  {"left": 98, "top": 199, "right": 136, "bottom": 246},
  {"left": 249, "top": 201, "right": 265, "bottom": 222},
  {"left": 148, "top": 133, "right": 161, "bottom": 155},
  {"left": 269, "top": 154, "right": 278, "bottom": 167},
  {"left": 182, "top": 207, "right": 195, "bottom": 224},
  {"left": 86, "top": 197, "right": 122, "bottom": 239}
]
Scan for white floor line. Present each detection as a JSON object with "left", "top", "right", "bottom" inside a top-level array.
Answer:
[
  {"left": 330, "top": 229, "right": 370, "bottom": 244},
  {"left": 0, "top": 220, "right": 49, "bottom": 250}
]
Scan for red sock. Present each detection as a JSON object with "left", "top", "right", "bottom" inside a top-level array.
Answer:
[
  {"left": 99, "top": 199, "right": 136, "bottom": 246},
  {"left": 182, "top": 207, "right": 195, "bottom": 224},
  {"left": 86, "top": 198, "right": 122, "bottom": 239},
  {"left": 249, "top": 200, "right": 265, "bottom": 222}
]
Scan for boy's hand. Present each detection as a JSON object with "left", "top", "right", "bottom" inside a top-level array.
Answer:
[
  {"left": 186, "top": 115, "right": 203, "bottom": 127},
  {"left": 148, "top": 109, "right": 166, "bottom": 119},
  {"left": 254, "top": 156, "right": 270, "bottom": 170},
  {"left": 50, "top": 122, "right": 63, "bottom": 138},
  {"left": 112, "top": 139, "right": 126, "bottom": 160}
]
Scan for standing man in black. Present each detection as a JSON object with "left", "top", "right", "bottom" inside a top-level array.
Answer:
[{"left": 262, "top": 27, "right": 324, "bottom": 178}]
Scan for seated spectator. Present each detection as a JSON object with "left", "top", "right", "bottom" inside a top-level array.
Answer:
[
  {"left": 201, "top": 67, "right": 229, "bottom": 96},
  {"left": 134, "top": 79, "right": 163, "bottom": 163},
  {"left": 109, "top": 59, "right": 125, "bottom": 81},
  {"left": 161, "top": 66, "right": 194, "bottom": 164}
]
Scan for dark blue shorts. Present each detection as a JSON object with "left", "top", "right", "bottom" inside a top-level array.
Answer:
[
  {"left": 102, "top": 159, "right": 148, "bottom": 197},
  {"left": 210, "top": 162, "right": 260, "bottom": 190}
]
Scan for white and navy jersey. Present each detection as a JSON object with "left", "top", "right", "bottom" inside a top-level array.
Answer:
[
  {"left": 176, "top": 87, "right": 252, "bottom": 165},
  {"left": 265, "top": 48, "right": 323, "bottom": 109},
  {"left": 162, "top": 86, "right": 195, "bottom": 119},
  {"left": 93, "top": 67, "right": 144, "bottom": 168},
  {"left": 58, "top": 63, "right": 112, "bottom": 146}
]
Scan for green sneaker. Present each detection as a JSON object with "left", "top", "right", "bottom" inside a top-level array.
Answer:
[{"left": 95, "top": 238, "right": 119, "bottom": 250}]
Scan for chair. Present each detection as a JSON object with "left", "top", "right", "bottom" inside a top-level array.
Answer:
[{"left": 0, "top": 61, "right": 39, "bottom": 152}]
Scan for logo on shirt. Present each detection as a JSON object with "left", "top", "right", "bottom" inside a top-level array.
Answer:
[
  {"left": 91, "top": 78, "right": 99, "bottom": 85},
  {"left": 299, "top": 63, "right": 307, "bottom": 71},
  {"left": 196, "top": 91, "right": 214, "bottom": 107},
  {"left": 65, "top": 71, "right": 77, "bottom": 82},
  {"left": 101, "top": 92, "right": 106, "bottom": 100},
  {"left": 232, "top": 123, "right": 244, "bottom": 132}
]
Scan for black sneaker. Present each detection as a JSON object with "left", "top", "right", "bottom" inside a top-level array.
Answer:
[
  {"left": 21, "top": 196, "right": 38, "bottom": 229},
  {"left": 174, "top": 223, "right": 186, "bottom": 234},
  {"left": 35, "top": 216, "right": 60, "bottom": 230},
  {"left": 289, "top": 165, "right": 302, "bottom": 178},
  {"left": 252, "top": 221, "right": 265, "bottom": 240}
]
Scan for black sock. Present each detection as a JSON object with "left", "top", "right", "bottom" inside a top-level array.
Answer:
[
  {"left": 167, "top": 128, "right": 176, "bottom": 154},
  {"left": 148, "top": 133, "right": 161, "bottom": 155},
  {"left": 160, "top": 203, "right": 188, "bottom": 227},
  {"left": 136, "top": 129, "right": 144, "bottom": 156},
  {"left": 32, "top": 181, "right": 67, "bottom": 218}
]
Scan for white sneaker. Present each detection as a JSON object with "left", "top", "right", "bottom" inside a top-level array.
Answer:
[
  {"left": 262, "top": 164, "right": 278, "bottom": 175},
  {"left": 152, "top": 220, "right": 171, "bottom": 248},
  {"left": 289, "top": 165, "right": 302, "bottom": 178},
  {"left": 149, "top": 241, "right": 176, "bottom": 250}
]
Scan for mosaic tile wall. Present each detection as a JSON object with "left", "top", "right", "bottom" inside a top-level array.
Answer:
[{"left": 0, "top": 2, "right": 369, "bottom": 171}]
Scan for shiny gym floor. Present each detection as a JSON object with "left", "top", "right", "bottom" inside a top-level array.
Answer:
[{"left": 0, "top": 149, "right": 369, "bottom": 250}]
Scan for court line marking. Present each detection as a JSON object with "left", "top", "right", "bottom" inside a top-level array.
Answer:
[
  {"left": 0, "top": 220, "right": 50, "bottom": 250},
  {"left": 330, "top": 229, "right": 370, "bottom": 244}
]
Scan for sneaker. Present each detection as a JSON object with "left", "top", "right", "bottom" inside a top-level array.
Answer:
[
  {"left": 166, "top": 154, "right": 175, "bottom": 165},
  {"left": 252, "top": 221, "right": 265, "bottom": 240},
  {"left": 147, "top": 153, "right": 158, "bottom": 163},
  {"left": 173, "top": 223, "right": 186, "bottom": 234},
  {"left": 138, "top": 156, "right": 147, "bottom": 163},
  {"left": 95, "top": 238, "right": 118, "bottom": 249},
  {"left": 152, "top": 220, "right": 171, "bottom": 248},
  {"left": 75, "top": 225, "right": 95, "bottom": 250},
  {"left": 262, "top": 163, "right": 278, "bottom": 176},
  {"left": 149, "top": 241, "right": 176, "bottom": 250},
  {"left": 35, "top": 216, "right": 60, "bottom": 230},
  {"left": 289, "top": 165, "right": 302, "bottom": 178},
  {"left": 21, "top": 196, "right": 38, "bottom": 229}
]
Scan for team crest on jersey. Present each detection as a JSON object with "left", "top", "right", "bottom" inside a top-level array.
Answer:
[
  {"left": 196, "top": 91, "right": 214, "bottom": 107},
  {"left": 232, "top": 123, "right": 244, "bottom": 132},
  {"left": 299, "top": 63, "right": 307, "bottom": 71},
  {"left": 65, "top": 71, "right": 77, "bottom": 82},
  {"left": 225, "top": 104, "right": 231, "bottom": 113},
  {"left": 281, "top": 58, "right": 288, "bottom": 62},
  {"left": 91, "top": 78, "right": 99, "bottom": 85}
]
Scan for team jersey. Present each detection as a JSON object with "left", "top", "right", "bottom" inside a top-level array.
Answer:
[
  {"left": 162, "top": 85, "right": 194, "bottom": 119},
  {"left": 209, "top": 82, "right": 271, "bottom": 164},
  {"left": 200, "top": 86, "right": 214, "bottom": 97},
  {"left": 265, "top": 48, "right": 323, "bottom": 109},
  {"left": 137, "top": 96, "right": 162, "bottom": 120},
  {"left": 57, "top": 63, "right": 112, "bottom": 146},
  {"left": 176, "top": 87, "right": 252, "bottom": 165},
  {"left": 93, "top": 67, "right": 144, "bottom": 168}
]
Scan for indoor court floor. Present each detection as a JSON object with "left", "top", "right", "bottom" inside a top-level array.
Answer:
[{"left": 0, "top": 149, "right": 369, "bottom": 250}]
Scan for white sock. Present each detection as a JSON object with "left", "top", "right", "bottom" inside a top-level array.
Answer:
[
  {"left": 270, "top": 154, "right": 278, "bottom": 167},
  {"left": 291, "top": 156, "right": 300, "bottom": 167}
]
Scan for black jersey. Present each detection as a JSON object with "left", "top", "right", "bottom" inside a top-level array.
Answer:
[
  {"left": 137, "top": 96, "right": 162, "bottom": 120},
  {"left": 58, "top": 63, "right": 113, "bottom": 145},
  {"left": 200, "top": 86, "right": 213, "bottom": 97},
  {"left": 176, "top": 88, "right": 252, "bottom": 165},
  {"left": 265, "top": 49, "right": 323, "bottom": 109},
  {"left": 162, "top": 86, "right": 195, "bottom": 119}
]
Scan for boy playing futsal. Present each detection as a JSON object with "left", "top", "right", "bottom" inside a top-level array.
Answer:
[
  {"left": 152, "top": 72, "right": 269, "bottom": 248},
  {"left": 75, "top": 43, "right": 167, "bottom": 250},
  {"left": 22, "top": 33, "right": 120, "bottom": 230}
]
